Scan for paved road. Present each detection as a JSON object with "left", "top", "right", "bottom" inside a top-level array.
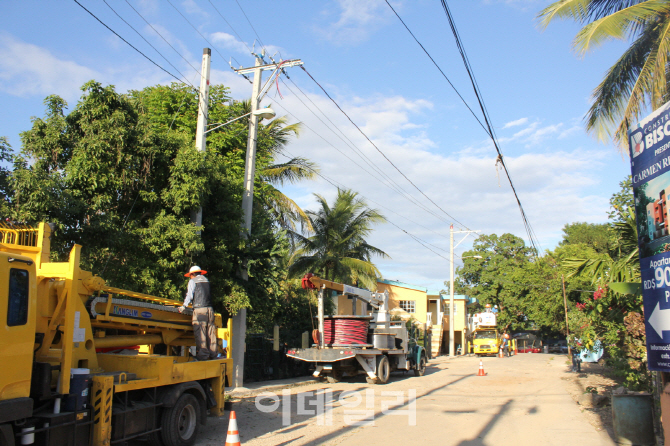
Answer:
[{"left": 196, "top": 353, "right": 616, "bottom": 446}]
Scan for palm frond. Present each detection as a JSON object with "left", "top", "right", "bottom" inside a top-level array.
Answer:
[
  {"left": 573, "top": 1, "right": 667, "bottom": 54},
  {"left": 537, "top": 0, "right": 592, "bottom": 29}
]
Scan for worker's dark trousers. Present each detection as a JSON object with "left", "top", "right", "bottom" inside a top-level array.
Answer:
[{"left": 192, "top": 307, "right": 218, "bottom": 360}]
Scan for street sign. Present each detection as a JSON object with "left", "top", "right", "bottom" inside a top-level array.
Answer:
[{"left": 629, "top": 101, "right": 670, "bottom": 371}]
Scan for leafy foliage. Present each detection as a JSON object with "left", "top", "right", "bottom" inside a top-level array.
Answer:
[
  {"left": 11, "top": 80, "right": 315, "bottom": 329},
  {"left": 538, "top": 1, "right": 670, "bottom": 149},
  {"left": 560, "top": 221, "right": 612, "bottom": 253},
  {"left": 289, "top": 189, "right": 389, "bottom": 290},
  {"left": 456, "top": 233, "right": 536, "bottom": 331}
]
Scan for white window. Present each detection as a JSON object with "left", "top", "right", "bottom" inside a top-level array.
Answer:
[
  {"left": 399, "top": 300, "right": 415, "bottom": 313},
  {"left": 443, "top": 304, "right": 457, "bottom": 316}
]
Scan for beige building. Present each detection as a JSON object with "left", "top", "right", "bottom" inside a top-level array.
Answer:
[{"left": 439, "top": 294, "right": 475, "bottom": 354}]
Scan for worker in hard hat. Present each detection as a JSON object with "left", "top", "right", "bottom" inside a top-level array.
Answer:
[
  {"left": 179, "top": 266, "right": 217, "bottom": 361},
  {"left": 502, "top": 332, "right": 511, "bottom": 357}
]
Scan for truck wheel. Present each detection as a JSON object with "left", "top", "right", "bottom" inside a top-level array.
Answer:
[
  {"left": 376, "top": 355, "right": 390, "bottom": 384},
  {"left": 160, "top": 393, "right": 201, "bottom": 446},
  {"left": 414, "top": 354, "right": 427, "bottom": 376}
]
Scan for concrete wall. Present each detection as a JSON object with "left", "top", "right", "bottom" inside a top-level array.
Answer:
[{"left": 377, "top": 282, "right": 428, "bottom": 324}]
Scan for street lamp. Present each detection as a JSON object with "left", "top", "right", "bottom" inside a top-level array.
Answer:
[
  {"left": 205, "top": 107, "right": 276, "bottom": 134},
  {"left": 449, "top": 225, "right": 480, "bottom": 357}
]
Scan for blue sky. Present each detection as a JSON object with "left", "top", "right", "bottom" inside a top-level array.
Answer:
[{"left": 1, "top": 0, "right": 634, "bottom": 291}]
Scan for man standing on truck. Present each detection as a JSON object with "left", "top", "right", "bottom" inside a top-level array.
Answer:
[{"left": 179, "top": 266, "right": 218, "bottom": 360}]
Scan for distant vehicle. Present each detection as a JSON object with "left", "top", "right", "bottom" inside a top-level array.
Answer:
[{"left": 547, "top": 339, "right": 569, "bottom": 353}]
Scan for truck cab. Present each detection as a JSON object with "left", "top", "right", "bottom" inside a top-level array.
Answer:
[{"left": 472, "top": 329, "right": 500, "bottom": 356}]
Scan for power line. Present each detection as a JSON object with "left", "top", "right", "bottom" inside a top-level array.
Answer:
[
  {"left": 300, "top": 66, "right": 470, "bottom": 230},
  {"left": 206, "top": 0, "right": 253, "bottom": 54},
  {"left": 124, "top": 0, "right": 204, "bottom": 79},
  {"left": 164, "top": 0, "right": 233, "bottom": 72},
  {"left": 276, "top": 77, "right": 450, "bottom": 224},
  {"left": 383, "top": 0, "right": 490, "bottom": 137},
  {"left": 73, "top": 0, "right": 181, "bottom": 83},
  {"left": 102, "top": 0, "right": 191, "bottom": 85},
  {"left": 278, "top": 148, "right": 454, "bottom": 264},
  {"left": 383, "top": 0, "right": 539, "bottom": 253},
  {"left": 439, "top": 0, "right": 540, "bottom": 254},
  {"left": 233, "top": 0, "right": 268, "bottom": 52}
]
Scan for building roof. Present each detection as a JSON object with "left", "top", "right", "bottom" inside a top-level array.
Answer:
[{"left": 377, "top": 279, "right": 427, "bottom": 293}]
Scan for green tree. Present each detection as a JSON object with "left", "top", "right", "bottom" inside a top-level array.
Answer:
[
  {"left": 0, "top": 137, "right": 15, "bottom": 217},
  {"left": 560, "top": 221, "right": 612, "bottom": 253},
  {"left": 456, "top": 233, "right": 535, "bottom": 331},
  {"left": 13, "top": 80, "right": 314, "bottom": 326},
  {"left": 289, "top": 189, "right": 389, "bottom": 290},
  {"left": 538, "top": 1, "right": 670, "bottom": 148}
]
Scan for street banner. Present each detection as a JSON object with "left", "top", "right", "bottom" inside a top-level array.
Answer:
[{"left": 629, "top": 101, "right": 670, "bottom": 371}]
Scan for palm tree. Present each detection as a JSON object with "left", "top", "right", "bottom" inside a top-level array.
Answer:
[
  {"left": 538, "top": 1, "right": 670, "bottom": 150},
  {"left": 289, "top": 189, "right": 389, "bottom": 289}
]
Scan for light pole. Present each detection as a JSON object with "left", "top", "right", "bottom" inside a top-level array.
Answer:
[{"left": 449, "top": 225, "right": 480, "bottom": 357}]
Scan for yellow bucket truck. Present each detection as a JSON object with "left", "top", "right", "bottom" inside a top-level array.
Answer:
[{"left": 0, "top": 223, "right": 232, "bottom": 446}]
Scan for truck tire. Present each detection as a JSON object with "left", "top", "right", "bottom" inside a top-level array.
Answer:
[
  {"left": 375, "top": 355, "right": 390, "bottom": 384},
  {"left": 160, "top": 393, "right": 201, "bottom": 446},
  {"left": 414, "top": 354, "right": 427, "bottom": 376}
]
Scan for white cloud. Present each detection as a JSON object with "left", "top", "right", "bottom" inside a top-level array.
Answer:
[
  {"left": 0, "top": 34, "right": 100, "bottom": 99},
  {"left": 211, "top": 32, "right": 248, "bottom": 54},
  {"left": 271, "top": 87, "right": 614, "bottom": 289},
  {"left": 0, "top": 34, "right": 177, "bottom": 104},
  {"left": 502, "top": 117, "right": 528, "bottom": 128},
  {"left": 315, "top": 0, "right": 395, "bottom": 45}
]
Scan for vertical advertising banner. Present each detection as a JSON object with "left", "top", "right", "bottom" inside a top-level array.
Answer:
[{"left": 630, "top": 101, "right": 670, "bottom": 371}]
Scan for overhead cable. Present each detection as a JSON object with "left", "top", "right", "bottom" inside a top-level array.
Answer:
[
  {"left": 73, "top": 0, "right": 182, "bottom": 83},
  {"left": 300, "top": 66, "right": 470, "bottom": 230},
  {"left": 439, "top": 0, "right": 540, "bottom": 253}
]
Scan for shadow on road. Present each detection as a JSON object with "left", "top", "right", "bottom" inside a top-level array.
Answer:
[{"left": 454, "top": 400, "right": 513, "bottom": 446}]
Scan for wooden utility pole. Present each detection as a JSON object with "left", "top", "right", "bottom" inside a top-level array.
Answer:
[{"left": 562, "top": 275, "right": 571, "bottom": 356}]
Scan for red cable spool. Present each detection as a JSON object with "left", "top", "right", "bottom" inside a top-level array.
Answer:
[{"left": 322, "top": 317, "right": 369, "bottom": 345}]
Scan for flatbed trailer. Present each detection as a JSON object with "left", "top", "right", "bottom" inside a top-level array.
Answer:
[{"left": 287, "top": 276, "right": 427, "bottom": 384}]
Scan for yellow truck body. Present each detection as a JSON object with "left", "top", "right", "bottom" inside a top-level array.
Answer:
[{"left": 0, "top": 223, "right": 233, "bottom": 446}]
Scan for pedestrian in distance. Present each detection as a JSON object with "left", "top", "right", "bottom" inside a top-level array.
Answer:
[
  {"left": 179, "top": 265, "right": 218, "bottom": 361},
  {"left": 502, "top": 332, "right": 511, "bottom": 357}
]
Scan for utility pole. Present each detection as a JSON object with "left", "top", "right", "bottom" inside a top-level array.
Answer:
[
  {"left": 191, "top": 48, "right": 211, "bottom": 229},
  {"left": 562, "top": 275, "right": 571, "bottom": 356},
  {"left": 232, "top": 53, "right": 303, "bottom": 387},
  {"left": 449, "top": 225, "right": 455, "bottom": 357},
  {"left": 449, "top": 225, "right": 480, "bottom": 357}
]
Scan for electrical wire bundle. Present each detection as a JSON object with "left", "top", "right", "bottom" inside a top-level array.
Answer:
[{"left": 323, "top": 317, "right": 369, "bottom": 345}]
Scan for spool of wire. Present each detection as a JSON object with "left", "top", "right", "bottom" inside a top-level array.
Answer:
[{"left": 323, "top": 317, "right": 369, "bottom": 345}]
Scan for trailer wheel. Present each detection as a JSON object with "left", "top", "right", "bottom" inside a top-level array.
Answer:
[
  {"left": 160, "top": 393, "right": 201, "bottom": 446},
  {"left": 376, "top": 355, "right": 390, "bottom": 384},
  {"left": 414, "top": 354, "right": 427, "bottom": 376}
]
